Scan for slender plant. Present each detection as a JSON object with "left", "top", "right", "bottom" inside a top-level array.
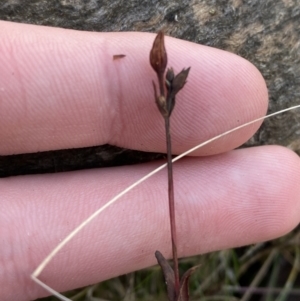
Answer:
[{"left": 150, "top": 31, "right": 197, "bottom": 301}]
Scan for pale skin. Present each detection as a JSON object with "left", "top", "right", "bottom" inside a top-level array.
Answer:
[{"left": 0, "top": 21, "right": 300, "bottom": 301}]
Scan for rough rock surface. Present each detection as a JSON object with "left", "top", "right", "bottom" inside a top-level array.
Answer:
[{"left": 0, "top": 0, "right": 299, "bottom": 176}]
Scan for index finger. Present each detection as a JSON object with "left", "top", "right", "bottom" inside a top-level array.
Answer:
[{"left": 0, "top": 21, "right": 268, "bottom": 155}]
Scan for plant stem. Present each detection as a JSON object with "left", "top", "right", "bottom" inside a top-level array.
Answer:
[
  {"left": 158, "top": 73, "right": 165, "bottom": 96},
  {"left": 165, "top": 116, "right": 180, "bottom": 296}
]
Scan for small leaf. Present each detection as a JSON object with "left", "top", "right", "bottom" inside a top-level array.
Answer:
[
  {"left": 177, "top": 265, "right": 199, "bottom": 301},
  {"left": 155, "top": 251, "right": 176, "bottom": 301},
  {"left": 171, "top": 67, "right": 191, "bottom": 96},
  {"left": 165, "top": 68, "right": 190, "bottom": 117}
]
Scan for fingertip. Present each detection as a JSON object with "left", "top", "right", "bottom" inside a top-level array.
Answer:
[{"left": 0, "top": 23, "right": 269, "bottom": 155}]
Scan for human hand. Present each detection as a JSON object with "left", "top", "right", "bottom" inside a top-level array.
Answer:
[{"left": 1, "top": 21, "right": 299, "bottom": 301}]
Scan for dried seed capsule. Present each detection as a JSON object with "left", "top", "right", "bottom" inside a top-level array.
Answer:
[
  {"left": 152, "top": 81, "right": 168, "bottom": 118},
  {"left": 150, "top": 31, "right": 167, "bottom": 76},
  {"left": 156, "top": 95, "right": 169, "bottom": 118}
]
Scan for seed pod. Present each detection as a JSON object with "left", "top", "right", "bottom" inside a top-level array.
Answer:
[{"left": 150, "top": 31, "right": 167, "bottom": 76}]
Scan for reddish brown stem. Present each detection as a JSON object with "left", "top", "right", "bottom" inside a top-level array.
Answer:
[{"left": 165, "top": 116, "right": 180, "bottom": 296}]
